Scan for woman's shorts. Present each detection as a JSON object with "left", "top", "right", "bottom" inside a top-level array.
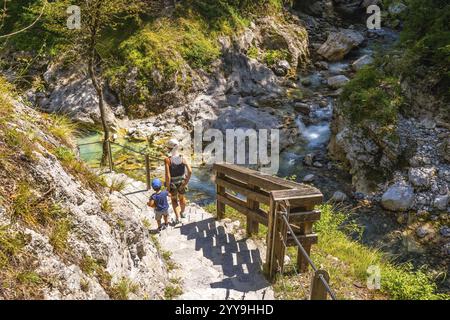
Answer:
[
  {"left": 169, "top": 181, "right": 187, "bottom": 196},
  {"left": 155, "top": 210, "right": 169, "bottom": 220}
]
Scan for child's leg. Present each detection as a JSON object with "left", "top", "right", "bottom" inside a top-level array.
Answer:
[
  {"left": 163, "top": 214, "right": 169, "bottom": 225},
  {"left": 156, "top": 218, "right": 162, "bottom": 229}
]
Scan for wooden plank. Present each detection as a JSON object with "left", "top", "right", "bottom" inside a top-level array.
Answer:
[
  {"left": 265, "top": 196, "right": 277, "bottom": 280},
  {"left": 310, "top": 270, "right": 330, "bottom": 300},
  {"left": 287, "top": 195, "right": 323, "bottom": 209},
  {"left": 297, "top": 221, "right": 314, "bottom": 272},
  {"left": 216, "top": 194, "right": 268, "bottom": 226},
  {"left": 288, "top": 210, "right": 321, "bottom": 223},
  {"left": 216, "top": 173, "right": 226, "bottom": 219},
  {"left": 286, "top": 233, "right": 318, "bottom": 246},
  {"left": 274, "top": 206, "right": 288, "bottom": 275},
  {"left": 214, "top": 163, "right": 321, "bottom": 195},
  {"left": 216, "top": 176, "right": 270, "bottom": 205},
  {"left": 246, "top": 183, "right": 260, "bottom": 236}
]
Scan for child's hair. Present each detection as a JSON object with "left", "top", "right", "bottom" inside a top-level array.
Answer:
[{"left": 153, "top": 186, "right": 161, "bottom": 192}]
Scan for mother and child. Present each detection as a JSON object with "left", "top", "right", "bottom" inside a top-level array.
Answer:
[{"left": 147, "top": 139, "right": 192, "bottom": 232}]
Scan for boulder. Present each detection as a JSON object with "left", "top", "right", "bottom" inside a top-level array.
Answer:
[
  {"left": 434, "top": 195, "right": 449, "bottom": 210},
  {"left": 381, "top": 184, "right": 415, "bottom": 211},
  {"left": 440, "top": 226, "right": 450, "bottom": 238},
  {"left": 331, "top": 191, "right": 348, "bottom": 202},
  {"left": 304, "top": 153, "right": 315, "bottom": 166},
  {"left": 327, "top": 75, "right": 350, "bottom": 89},
  {"left": 303, "top": 174, "right": 316, "bottom": 182},
  {"left": 273, "top": 60, "right": 291, "bottom": 76},
  {"left": 408, "top": 167, "right": 436, "bottom": 189},
  {"left": 351, "top": 55, "right": 373, "bottom": 71},
  {"left": 388, "top": 2, "right": 407, "bottom": 15},
  {"left": 317, "top": 29, "right": 365, "bottom": 61},
  {"left": 293, "top": 102, "right": 311, "bottom": 115},
  {"left": 416, "top": 225, "right": 431, "bottom": 238}
]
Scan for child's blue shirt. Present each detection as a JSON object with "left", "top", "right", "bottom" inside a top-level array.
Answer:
[{"left": 151, "top": 190, "right": 169, "bottom": 212}]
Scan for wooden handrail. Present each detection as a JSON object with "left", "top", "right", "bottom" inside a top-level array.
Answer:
[{"left": 213, "top": 163, "right": 332, "bottom": 300}]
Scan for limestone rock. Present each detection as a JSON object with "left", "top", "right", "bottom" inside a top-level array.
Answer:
[
  {"left": 331, "top": 191, "right": 348, "bottom": 202},
  {"left": 327, "top": 75, "right": 350, "bottom": 89},
  {"left": 434, "top": 195, "right": 449, "bottom": 210},
  {"left": 408, "top": 167, "right": 436, "bottom": 189},
  {"left": 381, "top": 184, "right": 415, "bottom": 211},
  {"left": 317, "top": 29, "right": 365, "bottom": 61},
  {"left": 351, "top": 55, "right": 373, "bottom": 71}
]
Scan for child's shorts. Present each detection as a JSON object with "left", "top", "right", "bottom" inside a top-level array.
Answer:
[{"left": 155, "top": 210, "right": 169, "bottom": 220}]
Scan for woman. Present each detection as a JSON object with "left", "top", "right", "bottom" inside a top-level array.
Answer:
[{"left": 164, "top": 138, "right": 192, "bottom": 225}]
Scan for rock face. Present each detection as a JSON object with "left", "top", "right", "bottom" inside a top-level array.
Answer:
[
  {"left": 317, "top": 29, "right": 365, "bottom": 61},
  {"left": 1, "top": 100, "right": 167, "bottom": 299},
  {"left": 35, "top": 63, "right": 119, "bottom": 126},
  {"left": 381, "top": 183, "right": 415, "bottom": 212}
]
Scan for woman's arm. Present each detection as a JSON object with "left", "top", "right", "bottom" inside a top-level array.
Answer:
[
  {"left": 183, "top": 158, "right": 192, "bottom": 186},
  {"left": 164, "top": 157, "right": 171, "bottom": 189}
]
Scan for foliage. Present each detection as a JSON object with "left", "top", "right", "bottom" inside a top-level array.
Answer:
[
  {"left": 49, "top": 218, "right": 72, "bottom": 255},
  {"left": 340, "top": 65, "right": 403, "bottom": 128},
  {"left": 110, "top": 277, "right": 139, "bottom": 300},
  {"left": 314, "top": 205, "right": 448, "bottom": 300},
  {"left": 45, "top": 114, "right": 77, "bottom": 147},
  {"left": 263, "top": 49, "right": 289, "bottom": 67}
]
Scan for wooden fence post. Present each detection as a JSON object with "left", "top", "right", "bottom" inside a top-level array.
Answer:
[
  {"left": 216, "top": 172, "right": 226, "bottom": 220},
  {"left": 265, "top": 195, "right": 277, "bottom": 280},
  {"left": 246, "top": 184, "right": 259, "bottom": 236},
  {"left": 310, "top": 270, "right": 330, "bottom": 300}
]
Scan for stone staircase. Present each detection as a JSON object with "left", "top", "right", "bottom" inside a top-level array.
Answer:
[{"left": 104, "top": 172, "right": 274, "bottom": 300}]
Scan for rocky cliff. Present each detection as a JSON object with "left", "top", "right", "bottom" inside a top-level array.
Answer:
[{"left": 0, "top": 79, "right": 167, "bottom": 299}]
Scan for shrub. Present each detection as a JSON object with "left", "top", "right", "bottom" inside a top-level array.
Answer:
[
  {"left": 49, "top": 218, "right": 72, "bottom": 255},
  {"left": 46, "top": 114, "right": 77, "bottom": 147},
  {"left": 340, "top": 66, "right": 403, "bottom": 128},
  {"left": 263, "top": 49, "right": 290, "bottom": 67},
  {"left": 315, "top": 205, "right": 448, "bottom": 300}
]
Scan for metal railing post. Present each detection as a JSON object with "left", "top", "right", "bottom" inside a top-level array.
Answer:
[{"left": 145, "top": 154, "right": 151, "bottom": 190}]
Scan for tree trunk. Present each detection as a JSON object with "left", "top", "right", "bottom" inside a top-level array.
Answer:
[{"left": 88, "top": 57, "right": 110, "bottom": 168}]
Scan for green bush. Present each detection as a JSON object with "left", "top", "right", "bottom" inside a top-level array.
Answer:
[
  {"left": 263, "top": 49, "right": 290, "bottom": 67},
  {"left": 340, "top": 66, "right": 403, "bottom": 127},
  {"left": 315, "top": 205, "right": 448, "bottom": 300}
]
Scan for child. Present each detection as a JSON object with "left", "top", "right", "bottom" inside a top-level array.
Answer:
[{"left": 148, "top": 178, "right": 169, "bottom": 233}]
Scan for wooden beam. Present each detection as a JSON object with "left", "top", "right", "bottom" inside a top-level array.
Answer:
[
  {"left": 216, "top": 176, "right": 270, "bottom": 205},
  {"left": 214, "top": 163, "right": 321, "bottom": 195},
  {"left": 216, "top": 172, "right": 226, "bottom": 219},
  {"left": 246, "top": 183, "right": 260, "bottom": 236},
  {"left": 288, "top": 210, "right": 321, "bottom": 223},
  {"left": 286, "top": 233, "right": 318, "bottom": 247},
  {"left": 216, "top": 194, "right": 268, "bottom": 226}
]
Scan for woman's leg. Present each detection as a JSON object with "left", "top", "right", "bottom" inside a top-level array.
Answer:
[
  {"left": 171, "top": 195, "right": 181, "bottom": 221},
  {"left": 179, "top": 194, "right": 186, "bottom": 217}
]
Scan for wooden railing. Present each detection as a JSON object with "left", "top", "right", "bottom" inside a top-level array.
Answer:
[{"left": 213, "top": 163, "right": 336, "bottom": 300}]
